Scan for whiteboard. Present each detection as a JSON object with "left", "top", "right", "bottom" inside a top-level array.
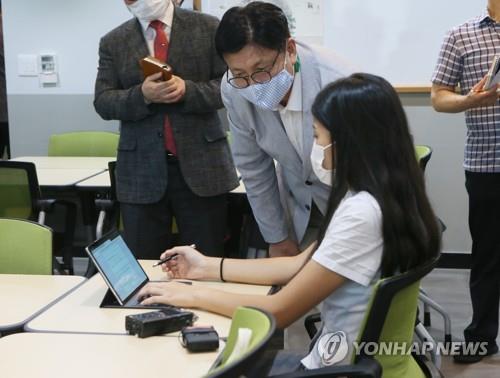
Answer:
[
  {"left": 201, "top": 0, "right": 325, "bottom": 44},
  {"left": 324, "top": 0, "right": 485, "bottom": 86},
  {"left": 202, "top": 0, "right": 485, "bottom": 87}
]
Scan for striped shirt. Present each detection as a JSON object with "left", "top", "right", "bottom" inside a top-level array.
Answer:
[{"left": 432, "top": 10, "right": 500, "bottom": 172}]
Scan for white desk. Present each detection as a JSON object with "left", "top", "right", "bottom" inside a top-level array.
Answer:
[
  {"left": 11, "top": 156, "right": 115, "bottom": 170},
  {"left": 0, "top": 275, "right": 86, "bottom": 334},
  {"left": 35, "top": 168, "right": 105, "bottom": 187},
  {"left": 75, "top": 170, "right": 110, "bottom": 189},
  {"left": 9, "top": 156, "right": 115, "bottom": 189},
  {"left": 76, "top": 169, "right": 247, "bottom": 194},
  {"left": 26, "top": 261, "right": 270, "bottom": 337},
  {"left": 0, "top": 333, "right": 222, "bottom": 378}
]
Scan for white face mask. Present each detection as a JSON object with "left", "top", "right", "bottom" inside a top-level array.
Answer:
[
  {"left": 310, "top": 141, "right": 333, "bottom": 186},
  {"left": 238, "top": 53, "right": 294, "bottom": 111},
  {"left": 127, "top": 0, "right": 170, "bottom": 22}
]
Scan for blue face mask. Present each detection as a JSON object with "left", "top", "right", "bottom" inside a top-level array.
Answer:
[{"left": 238, "top": 53, "right": 294, "bottom": 111}]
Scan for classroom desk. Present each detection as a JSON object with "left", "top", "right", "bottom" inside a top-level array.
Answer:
[
  {"left": 75, "top": 169, "right": 247, "bottom": 194},
  {"left": 9, "top": 156, "right": 115, "bottom": 189},
  {"left": 26, "top": 260, "right": 271, "bottom": 337},
  {"left": 34, "top": 168, "right": 106, "bottom": 188},
  {"left": 74, "top": 170, "right": 110, "bottom": 191},
  {"left": 0, "top": 275, "right": 86, "bottom": 335},
  {"left": 11, "top": 156, "right": 115, "bottom": 170},
  {"left": 0, "top": 332, "right": 222, "bottom": 378}
]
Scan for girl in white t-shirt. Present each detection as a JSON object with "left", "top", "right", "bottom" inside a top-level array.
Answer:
[{"left": 137, "top": 73, "right": 441, "bottom": 371}]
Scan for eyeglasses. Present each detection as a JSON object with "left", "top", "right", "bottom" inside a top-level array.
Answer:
[{"left": 227, "top": 49, "right": 282, "bottom": 89}]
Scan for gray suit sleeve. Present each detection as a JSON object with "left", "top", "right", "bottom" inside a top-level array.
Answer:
[
  {"left": 222, "top": 85, "right": 289, "bottom": 243},
  {"left": 94, "top": 37, "right": 153, "bottom": 122}
]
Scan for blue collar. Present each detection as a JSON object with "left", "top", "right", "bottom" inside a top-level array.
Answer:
[{"left": 479, "top": 9, "right": 497, "bottom": 26}]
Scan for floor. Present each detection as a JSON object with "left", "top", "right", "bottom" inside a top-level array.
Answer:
[
  {"left": 72, "top": 259, "right": 500, "bottom": 377},
  {"left": 419, "top": 269, "right": 500, "bottom": 377}
]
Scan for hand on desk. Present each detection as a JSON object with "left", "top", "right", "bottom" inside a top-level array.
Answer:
[{"left": 160, "top": 246, "right": 208, "bottom": 280}]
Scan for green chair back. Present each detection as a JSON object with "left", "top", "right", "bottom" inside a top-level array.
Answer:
[
  {"left": 206, "top": 306, "right": 276, "bottom": 378},
  {"left": 415, "top": 145, "right": 432, "bottom": 172},
  {"left": 354, "top": 257, "right": 439, "bottom": 378},
  {"left": 48, "top": 131, "right": 119, "bottom": 157},
  {"left": 0, "top": 162, "right": 40, "bottom": 220},
  {"left": 0, "top": 218, "right": 53, "bottom": 274}
]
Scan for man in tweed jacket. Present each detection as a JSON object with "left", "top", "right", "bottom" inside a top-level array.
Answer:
[{"left": 94, "top": 0, "right": 238, "bottom": 259}]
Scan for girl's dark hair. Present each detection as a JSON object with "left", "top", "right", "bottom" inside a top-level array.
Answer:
[
  {"left": 312, "top": 73, "right": 440, "bottom": 277},
  {"left": 215, "top": 1, "right": 290, "bottom": 57}
]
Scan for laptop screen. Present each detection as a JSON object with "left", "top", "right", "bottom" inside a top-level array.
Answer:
[{"left": 88, "top": 232, "right": 148, "bottom": 303}]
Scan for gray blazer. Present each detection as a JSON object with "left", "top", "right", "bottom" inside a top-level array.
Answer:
[
  {"left": 222, "top": 42, "right": 351, "bottom": 243},
  {"left": 94, "top": 7, "right": 238, "bottom": 204}
]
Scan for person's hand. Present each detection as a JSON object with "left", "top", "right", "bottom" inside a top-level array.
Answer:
[
  {"left": 138, "top": 281, "right": 198, "bottom": 308},
  {"left": 141, "top": 73, "right": 186, "bottom": 104},
  {"left": 465, "top": 76, "right": 499, "bottom": 109},
  {"left": 268, "top": 238, "right": 300, "bottom": 257},
  {"left": 160, "top": 245, "right": 208, "bottom": 280}
]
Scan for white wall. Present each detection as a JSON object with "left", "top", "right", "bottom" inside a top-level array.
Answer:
[
  {"left": 3, "top": 0, "right": 131, "bottom": 95},
  {"left": 3, "top": 0, "right": 131, "bottom": 156},
  {"left": 403, "top": 96, "right": 471, "bottom": 255},
  {"left": 324, "top": 0, "right": 483, "bottom": 85},
  {"left": 3, "top": 0, "right": 473, "bottom": 254}
]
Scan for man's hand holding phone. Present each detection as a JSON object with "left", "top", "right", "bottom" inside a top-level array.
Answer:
[{"left": 142, "top": 73, "right": 186, "bottom": 104}]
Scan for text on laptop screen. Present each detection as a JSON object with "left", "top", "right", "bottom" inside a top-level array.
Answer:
[{"left": 92, "top": 236, "right": 147, "bottom": 301}]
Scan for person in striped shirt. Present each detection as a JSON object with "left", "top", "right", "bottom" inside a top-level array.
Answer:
[{"left": 431, "top": 0, "right": 500, "bottom": 364}]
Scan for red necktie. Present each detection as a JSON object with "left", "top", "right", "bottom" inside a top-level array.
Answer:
[{"left": 150, "top": 20, "right": 177, "bottom": 155}]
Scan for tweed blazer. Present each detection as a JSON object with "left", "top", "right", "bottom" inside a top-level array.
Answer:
[{"left": 94, "top": 7, "right": 238, "bottom": 203}]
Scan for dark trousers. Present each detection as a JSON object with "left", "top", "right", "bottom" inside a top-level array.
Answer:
[
  {"left": 464, "top": 171, "right": 500, "bottom": 346},
  {"left": 121, "top": 156, "right": 228, "bottom": 260}
]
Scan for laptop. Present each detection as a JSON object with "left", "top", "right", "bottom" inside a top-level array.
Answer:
[{"left": 86, "top": 230, "right": 173, "bottom": 309}]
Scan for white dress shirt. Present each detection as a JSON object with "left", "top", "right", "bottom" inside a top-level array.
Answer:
[
  {"left": 137, "top": 2, "right": 174, "bottom": 55},
  {"left": 278, "top": 69, "right": 303, "bottom": 158}
]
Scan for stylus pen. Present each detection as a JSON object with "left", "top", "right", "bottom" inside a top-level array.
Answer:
[{"left": 152, "top": 244, "right": 196, "bottom": 267}]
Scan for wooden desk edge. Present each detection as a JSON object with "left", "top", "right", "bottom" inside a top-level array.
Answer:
[{"left": 395, "top": 86, "right": 431, "bottom": 94}]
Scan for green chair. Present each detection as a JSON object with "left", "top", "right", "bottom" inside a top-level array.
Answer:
[
  {"left": 0, "top": 218, "right": 53, "bottom": 275},
  {"left": 283, "top": 257, "right": 441, "bottom": 378},
  {"left": 206, "top": 306, "right": 276, "bottom": 378},
  {"left": 48, "top": 131, "right": 119, "bottom": 157},
  {"left": 0, "top": 161, "right": 76, "bottom": 273},
  {"left": 0, "top": 161, "right": 54, "bottom": 222},
  {"left": 415, "top": 145, "right": 432, "bottom": 171}
]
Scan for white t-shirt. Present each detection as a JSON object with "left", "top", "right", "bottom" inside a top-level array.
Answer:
[{"left": 301, "top": 190, "right": 383, "bottom": 369}]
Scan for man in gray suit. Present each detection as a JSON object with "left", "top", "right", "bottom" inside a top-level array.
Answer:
[
  {"left": 94, "top": 0, "right": 238, "bottom": 259},
  {"left": 215, "top": 2, "right": 350, "bottom": 256}
]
